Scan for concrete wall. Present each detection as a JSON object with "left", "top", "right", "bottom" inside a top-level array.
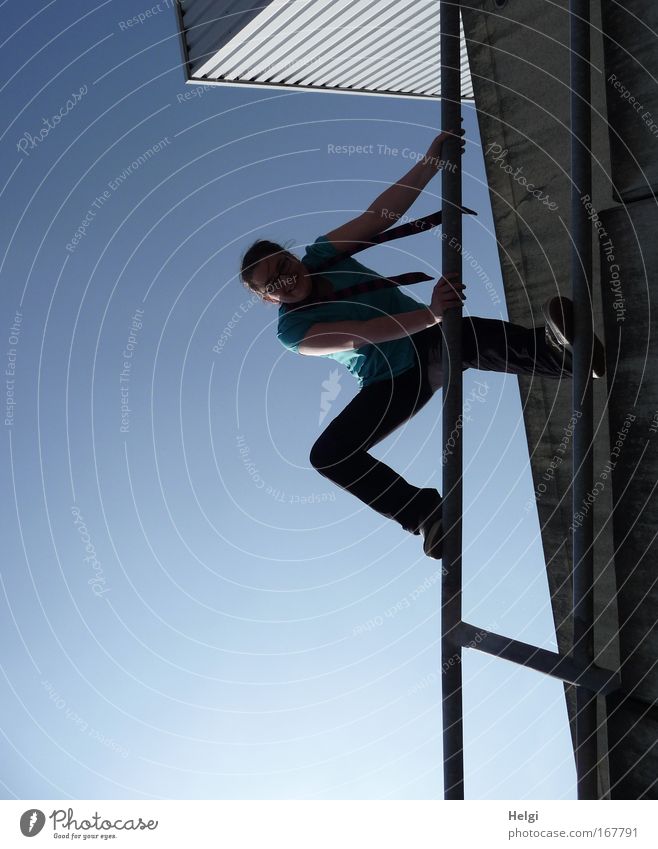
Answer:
[
  {"left": 599, "top": 0, "right": 658, "bottom": 800},
  {"left": 600, "top": 199, "right": 658, "bottom": 799},
  {"left": 601, "top": 0, "right": 658, "bottom": 203}
]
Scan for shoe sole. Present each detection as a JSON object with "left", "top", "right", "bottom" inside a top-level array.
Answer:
[
  {"left": 422, "top": 519, "right": 444, "bottom": 559},
  {"left": 542, "top": 296, "right": 606, "bottom": 379}
]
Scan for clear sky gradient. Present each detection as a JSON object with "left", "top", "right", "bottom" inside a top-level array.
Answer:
[{"left": 0, "top": 0, "right": 576, "bottom": 799}]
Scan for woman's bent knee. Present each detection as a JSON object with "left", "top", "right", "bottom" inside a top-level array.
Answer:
[{"left": 309, "top": 439, "right": 339, "bottom": 473}]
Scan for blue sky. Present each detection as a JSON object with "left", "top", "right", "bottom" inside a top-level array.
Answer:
[{"left": 0, "top": 0, "right": 576, "bottom": 799}]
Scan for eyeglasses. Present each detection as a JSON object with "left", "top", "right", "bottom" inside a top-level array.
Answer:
[{"left": 262, "top": 254, "right": 296, "bottom": 296}]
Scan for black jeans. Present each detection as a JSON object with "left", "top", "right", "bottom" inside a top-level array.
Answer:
[{"left": 308, "top": 316, "right": 573, "bottom": 536}]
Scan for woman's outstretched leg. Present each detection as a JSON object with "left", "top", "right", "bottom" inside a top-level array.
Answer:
[
  {"left": 422, "top": 315, "right": 574, "bottom": 391},
  {"left": 460, "top": 315, "right": 574, "bottom": 377}
]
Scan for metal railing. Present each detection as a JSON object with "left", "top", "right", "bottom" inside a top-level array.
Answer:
[
  {"left": 439, "top": 0, "right": 617, "bottom": 800},
  {"left": 440, "top": 0, "right": 465, "bottom": 801}
]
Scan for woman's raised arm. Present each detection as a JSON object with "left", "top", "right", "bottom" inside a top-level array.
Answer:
[{"left": 324, "top": 127, "right": 464, "bottom": 254}]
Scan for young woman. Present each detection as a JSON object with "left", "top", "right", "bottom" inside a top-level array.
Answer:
[{"left": 239, "top": 130, "right": 605, "bottom": 559}]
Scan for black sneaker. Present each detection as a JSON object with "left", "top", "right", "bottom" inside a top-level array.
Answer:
[
  {"left": 420, "top": 513, "right": 444, "bottom": 560},
  {"left": 541, "top": 296, "right": 606, "bottom": 379}
]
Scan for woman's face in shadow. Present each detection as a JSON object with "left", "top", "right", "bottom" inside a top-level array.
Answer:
[{"left": 251, "top": 252, "right": 312, "bottom": 304}]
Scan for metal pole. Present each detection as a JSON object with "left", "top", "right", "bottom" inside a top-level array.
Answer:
[
  {"left": 570, "top": 0, "right": 598, "bottom": 799},
  {"left": 440, "top": 0, "right": 464, "bottom": 801}
]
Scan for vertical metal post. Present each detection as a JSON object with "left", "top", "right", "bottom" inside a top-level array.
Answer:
[
  {"left": 440, "top": 0, "right": 464, "bottom": 800},
  {"left": 570, "top": 0, "right": 598, "bottom": 799}
]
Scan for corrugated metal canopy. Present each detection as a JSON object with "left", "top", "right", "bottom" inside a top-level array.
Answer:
[{"left": 177, "top": 0, "right": 473, "bottom": 99}]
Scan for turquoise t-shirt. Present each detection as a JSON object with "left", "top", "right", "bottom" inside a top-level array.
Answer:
[{"left": 277, "top": 235, "right": 426, "bottom": 388}]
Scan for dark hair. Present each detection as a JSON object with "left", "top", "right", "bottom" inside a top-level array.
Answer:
[{"left": 239, "top": 239, "right": 296, "bottom": 300}]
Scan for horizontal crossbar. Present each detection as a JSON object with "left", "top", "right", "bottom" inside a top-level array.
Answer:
[{"left": 454, "top": 621, "right": 620, "bottom": 695}]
